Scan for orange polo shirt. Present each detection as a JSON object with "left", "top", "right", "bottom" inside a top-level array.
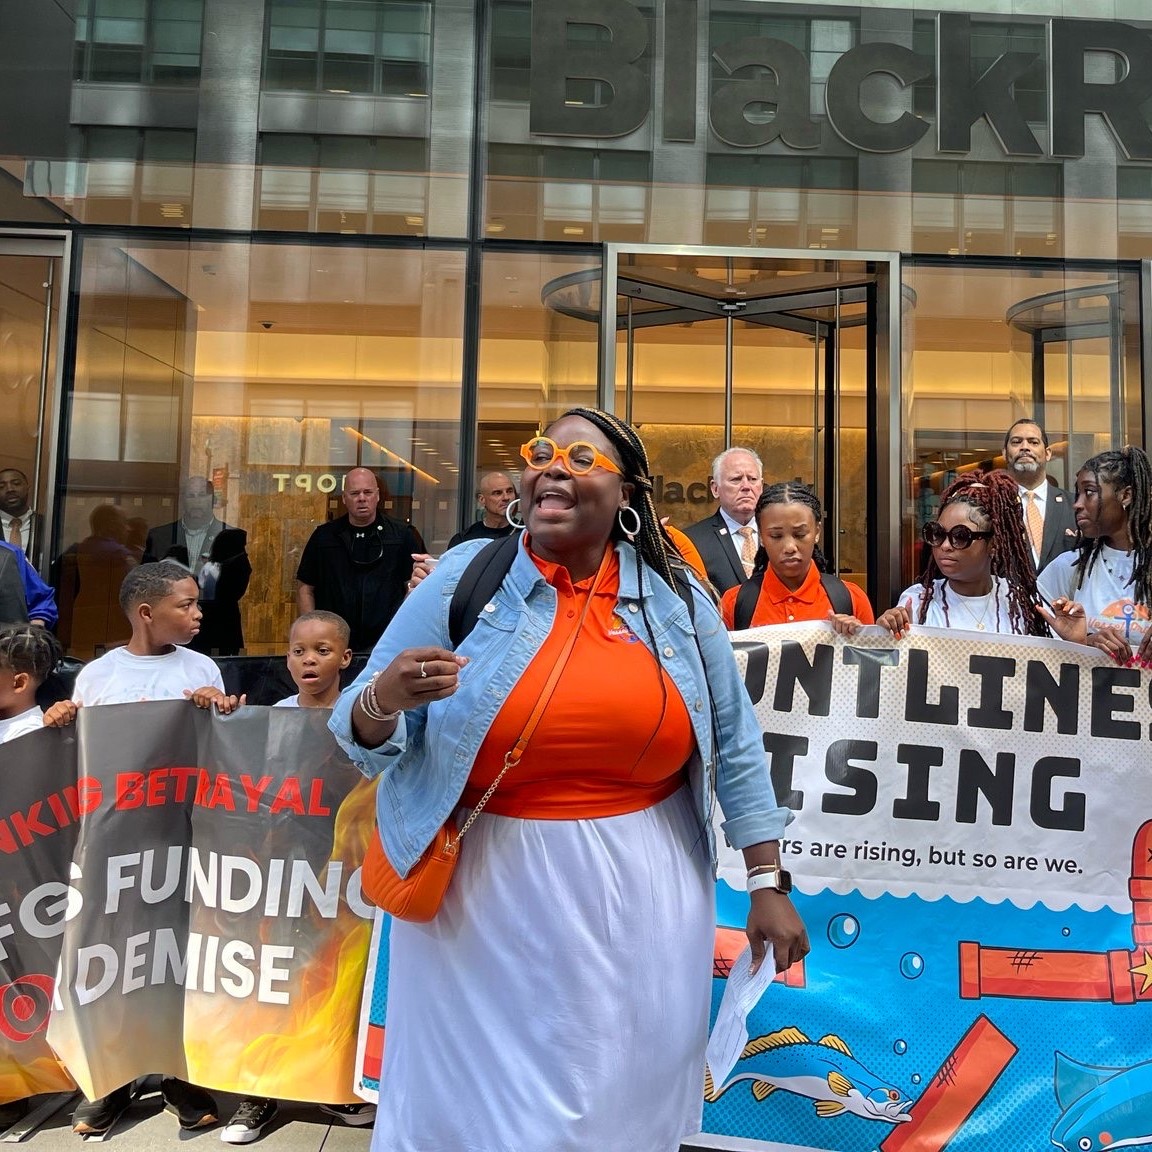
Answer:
[
  {"left": 463, "top": 546, "right": 696, "bottom": 819},
  {"left": 720, "top": 563, "right": 875, "bottom": 628}
]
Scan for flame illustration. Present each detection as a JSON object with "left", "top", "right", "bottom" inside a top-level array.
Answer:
[
  {"left": 184, "top": 776, "right": 377, "bottom": 1102},
  {"left": 0, "top": 1053, "right": 76, "bottom": 1104}
]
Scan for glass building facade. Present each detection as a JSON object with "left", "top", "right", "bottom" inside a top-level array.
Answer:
[{"left": 3, "top": 0, "right": 1151, "bottom": 655}]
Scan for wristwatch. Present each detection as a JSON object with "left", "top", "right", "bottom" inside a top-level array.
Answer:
[{"left": 747, "top": 867, "right": 793, "bottom": 894}]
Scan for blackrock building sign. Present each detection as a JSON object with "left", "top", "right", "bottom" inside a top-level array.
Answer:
[{"left": 529, "top": 2, "right": 1152, "bottom": 161}]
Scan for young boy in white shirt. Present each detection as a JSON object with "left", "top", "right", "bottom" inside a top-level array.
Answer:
[
  {"left": 221, "top": 610, "right": 376, "bottom": 1144},
  {"left": 44, "top": 560, "right": 243, "bottom": 1136}
]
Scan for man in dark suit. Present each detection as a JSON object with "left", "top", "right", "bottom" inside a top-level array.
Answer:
[
  {"left": 684, "top": 447, "right": 764, "bottom": 593},
  {"left": 1002, "top": 418, "right": 1078, "bottom": 573},
  {"left": 0, "top": 467, "right": 44, "bottom": 568},
  {"left": 143, "top": 476, "right": 251, "bottom": 655}
]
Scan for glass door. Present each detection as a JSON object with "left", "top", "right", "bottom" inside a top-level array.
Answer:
[
  {"left": 1006, "top": 279, "right": 1143, "bottom": 485},
  {"left": 601, "top": 249, "right": 887, "bottom": 601},
  {"left": 0, "top": 232, "right": 69, "bottom": 575}
]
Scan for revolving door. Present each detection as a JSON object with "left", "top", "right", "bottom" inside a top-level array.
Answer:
[{"left": 541, "top": 246, "right": 903, "bottom": 604}]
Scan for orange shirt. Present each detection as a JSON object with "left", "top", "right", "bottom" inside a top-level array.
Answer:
[
  {"left": 664, "top": 523, "right": 708, "bottom": 584},
  {"left": 463, "top": 546, "right": 696, "bottom": 819},
  {"left": 720, "top": 563, "right": 875, "bottom": 628}
]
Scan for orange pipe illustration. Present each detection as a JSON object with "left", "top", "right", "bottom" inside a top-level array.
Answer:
[
  {"left": 881, "top": 1015, "right": 1016, "bottom": 1152},
  {"left": 714, "top": 926, "right": 806, "bottom": 986},
  {"left": 957, "top": 820, "right": 1152, "bottom": 1004}
]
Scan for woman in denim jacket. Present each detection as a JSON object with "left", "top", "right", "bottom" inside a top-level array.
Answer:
[{"left": 331, "top": 407, "right": 808, "bottom": 1152}]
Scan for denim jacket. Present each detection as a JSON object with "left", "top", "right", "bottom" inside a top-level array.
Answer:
[{"left": 330, "top": 536, "right": 792, "bottom": 877}]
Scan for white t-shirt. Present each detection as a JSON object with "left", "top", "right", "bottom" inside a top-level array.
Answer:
[
  {"left": 1038, "top": 546, "right": 1150, "bottom": 645},
  {"left": 73, "top": 645, "right": 225, "bottom": 706},
  {"left": 0, "top": 706, "right": 44, "bottom": 744},
  {"left": 273, "top": 694, "right": 299, "bottom": 708},
  {"left": 898, "top": 577, "right": 1023, "bottom": 635}
]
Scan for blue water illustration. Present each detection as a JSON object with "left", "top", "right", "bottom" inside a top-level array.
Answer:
[{"left": 706, "top": 884, "right": 1149, "bottom": 1152}]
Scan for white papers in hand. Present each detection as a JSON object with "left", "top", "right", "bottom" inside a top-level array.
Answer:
[{"left": 705, "top": 945, "right": 776, "bottom": 1092}]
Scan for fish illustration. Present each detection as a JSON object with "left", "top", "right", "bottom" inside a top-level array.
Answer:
[
  {"left": 1050, "top": 1050, "right": 1152, "bottom": 1151},
  {"left": 705, "top": 1027, "right": 913, "bottom": 1123}
]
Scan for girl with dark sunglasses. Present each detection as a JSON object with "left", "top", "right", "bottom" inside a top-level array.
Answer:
[{"left": 878, "top": 470, "right": 1085, "bottom": 640}]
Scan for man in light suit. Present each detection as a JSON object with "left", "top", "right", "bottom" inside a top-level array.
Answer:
[
  {"left": 143, "top": 476, "right": 251, "bottom": 655},
  {"left": 684, "top": 447, "right": 764, "bottom": 593},
  {"left": 1002, "top": 418, "right": 1078, "bottom": 573}
]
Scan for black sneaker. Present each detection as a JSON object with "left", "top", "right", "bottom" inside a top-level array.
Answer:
[
  {"left": 72, "top": 1083, "right": 133, "bottom": 1136},
  {"left": 220, "top": 1098, "right": 277, "bottom": 1145},
  {"left": 159, "top": 1077, "right": 218, "bottom": 1130},
  {"left": 318, "top": 1102, "right": 376, "bottom": 1126}
]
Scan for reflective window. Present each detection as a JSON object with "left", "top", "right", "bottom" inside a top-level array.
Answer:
[
  {"left": 474, "top": 250, "right": 600, "bottom": 501},
  {"left": 257, "top": 133, "right": 430, "bottom": 234},
  {"left": 75, "top": 0, "right": 204, "bottom": 85},
  {"left": 59, "top": 236, "right": 466, "bottom": 658},
  {"left": 76, "top": 127, "right": 196, "bottom": 227},
  {"left": 912, "top": 161, "right": 1061, "bottom": 257},
  {"left": 486, "top": 146, "right": 650, "bottom": 241},
  {"left": 900, "top": 260, "right": 1142, "bottom": 591},
  {"left": 704, "top": 155, "right": 857, "bottom": 248},
  {"left": 264, "top": 0, "right": 431, "bottom": 96}
]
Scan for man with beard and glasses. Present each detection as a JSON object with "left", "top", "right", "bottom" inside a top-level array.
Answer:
[{"left": 1002, "top": 418, "right": 1077, "bottom": 574}]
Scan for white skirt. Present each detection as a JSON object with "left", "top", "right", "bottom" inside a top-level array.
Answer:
[{"left": 371, "top": 785, "right": 715, "bottom": 1152}]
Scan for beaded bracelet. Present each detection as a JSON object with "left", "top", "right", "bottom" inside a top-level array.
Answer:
[{"left": 360, "top": 671, "right": 403, "bottom": 723}]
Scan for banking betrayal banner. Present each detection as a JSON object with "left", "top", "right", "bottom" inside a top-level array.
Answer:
[
  {"left": 706, "top": 623, "right": 1152, "bottom": 1152},
  {"left": 0, "top": 703, "right": 374, "bottom": 1104}
]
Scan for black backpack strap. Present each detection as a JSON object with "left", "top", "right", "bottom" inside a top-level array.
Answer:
[
  {"left": 670, "top": 567, "right": 698, "bottom": 628},
  {"left": 448, "top": 533, "right": 522, "bottom": 648},
  {"left": 820, "top": 571, "right": 854, "bottom": 616},
  {"left": 733, "top": 573, "right": 764, "bottom": 630}
]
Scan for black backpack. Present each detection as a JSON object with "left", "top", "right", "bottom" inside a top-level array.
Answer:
[
  {"left": 732, "top": 568, "right": 854, "bottom": 630},
  {"left": 447, "top": 534, "right": 697, "bottom": 647}
]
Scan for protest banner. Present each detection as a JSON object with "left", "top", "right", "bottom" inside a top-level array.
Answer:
[
  {"left": 0, "top": 727, "right": 80, "bottom": 1103},
  {"left": 703, "top": 623, "right": 1152, "bottom": 1152},
  {"left": 7, "top": 626, "right": 1152, "bottom": 1152},
  {"left": 0, "top": 702, "right": 374, "bottom": 1105}
]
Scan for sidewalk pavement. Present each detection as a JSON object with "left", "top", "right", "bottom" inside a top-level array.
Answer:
[{"left": 0, "top": 1087, "right": 373, "bottom": 1150}]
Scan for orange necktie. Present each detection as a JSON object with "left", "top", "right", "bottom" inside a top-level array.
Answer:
[
  {"left": 736, "top": 525, "right": 756, "bottom": 578},
  {"left": 1025, "top": 491, "right": 1043, "bottom": 556},
  {"left": 6, "top": 516, "right": 21, "bottom": 551}
]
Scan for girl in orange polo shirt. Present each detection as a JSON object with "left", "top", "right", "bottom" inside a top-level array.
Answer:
[{"left": 721, "top": 482, "right": 874, "bottom": 629}]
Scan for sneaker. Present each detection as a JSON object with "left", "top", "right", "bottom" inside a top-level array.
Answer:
[
  {"left": 220, "top": 1098, "right": 277, "bottom": 1145},
  {"left": 318, "top": 1102, "right": 376, "bottom": 1127},
  {"left": 72, "top": 1083, "right": 133, "bottom": 1136},
  {"left": 160, "top": 1077, "right": 218, "bottom": 1130}
]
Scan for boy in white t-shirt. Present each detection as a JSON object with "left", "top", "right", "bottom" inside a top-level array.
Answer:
[
  {"left": 0, "top": 624, "right": 60, "bottom": 745},
  {"left": 44, "top": 560, "right": 243, "bottom": 1136},
  {"left": 221, "top": 611, "right": 375, "bottom": 1144}
]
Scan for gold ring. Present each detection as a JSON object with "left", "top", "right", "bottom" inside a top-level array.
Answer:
[{"left": 420, "top": 661, "right": 428, "bottom": 678}]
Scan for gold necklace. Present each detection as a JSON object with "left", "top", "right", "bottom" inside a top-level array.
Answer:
[{"left": 952, "top": 584, "right": 994, "bottom": 631}]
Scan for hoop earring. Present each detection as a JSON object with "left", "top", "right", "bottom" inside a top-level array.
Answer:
[
  {"left": 617, "top": 505, "right": 642, "bottom": 537},
  {"left": 505, "top": 499, "right": 525, "bottom": 529}
]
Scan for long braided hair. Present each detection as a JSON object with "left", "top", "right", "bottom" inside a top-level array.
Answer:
[
  {"left": 0, "top": 623, "right": 61, "bottom": 686},
  {"left": 917, "top": 470, "right": 1047, "bottom": 636},
  {"left": 1072, "top": 446, "right": 1152, "bottom": 607},
  {"left": 750, "top": 482, "right": 829, "bottom": 576},
  {"left": 561, "top": 407, "right": 691, "bottom": 592}
]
